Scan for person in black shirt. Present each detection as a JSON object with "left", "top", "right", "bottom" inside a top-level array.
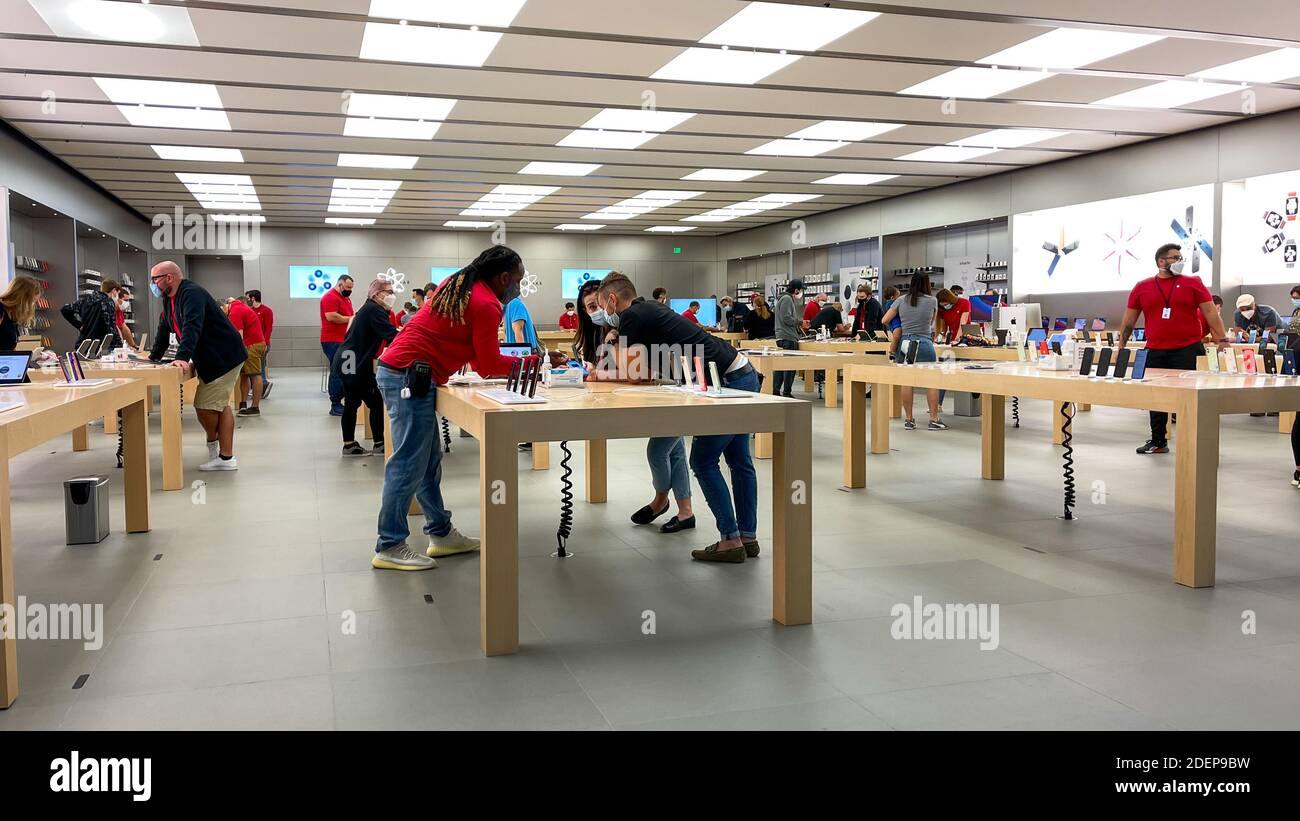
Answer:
[
  {"left": 61, "top": 279, "right": 122, "bottom": 348},
  {"left": 810, "top": 301, "right": 846, "bottom": 335},
  {"left": 594, "top": 274, "right": 762, "bottom": 564},
  {"left": 850, "top": 285, "right": 884, "bottom": 339},
  {"left": 743, "top": 293, "right": 775, "bottom": 339},
  {"left": 333, "top": 278, "right": 400, "bottom": 456}
]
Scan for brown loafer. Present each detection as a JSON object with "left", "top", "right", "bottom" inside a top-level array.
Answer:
[
  {"left": 691, "top": 542, "right": 746, "bottom": 563},
  {"left": 742, "top": 539, "right": 760, "bottom": 558}
]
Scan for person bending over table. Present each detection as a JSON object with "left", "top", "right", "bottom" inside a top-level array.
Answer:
[
  {"left": 591, "top": 274, "right": 762, "bottom": 563},
  {"left": 334, "top": 277, "right": 399, "bottom": 457},
  {"left": 880, "top": 273, "right": 946, "bottom": 431},
  {"left": 371, "top": 246, "right": 562, "bottom": 571},
  {"left": 1118, "top": 243, "right": 1230, "bottom": 455}
]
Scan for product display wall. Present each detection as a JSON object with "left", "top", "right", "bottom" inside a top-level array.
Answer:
[{"left": 1224, "top": 168, "right": 1300, "bottom": 287}]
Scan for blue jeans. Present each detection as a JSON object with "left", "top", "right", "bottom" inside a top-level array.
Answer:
[
  {"left": 895, "top": 335, "right": 937, "bottom": 364},
  {"left": 689, "top": 368, "right": 761, "bottom": 540},
  {"left": 374, "top": 367, "right": 452, "bottom": 552},
  {"left": 322, "top": 342, "right": 343, "bottom": 403},
  {"left": 647, "top": 437, "right": 691, "bottom": 501}
]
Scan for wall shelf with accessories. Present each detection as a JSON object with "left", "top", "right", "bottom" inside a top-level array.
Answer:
[{"left": 7, "top": 190, "right": 77, "bottom": 351}]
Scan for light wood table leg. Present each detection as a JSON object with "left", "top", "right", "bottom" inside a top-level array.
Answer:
[
  {"left": 104, "top": 411, "right": 118, "bottom": 435},
  {"left": 890, "top": 383, "right": 902, "bottom": 419},
  {"left": 825, "top": 368, "right": 839, "bottom": 408},
  {"left": 183, "top": 380, "right": 196, "bottom": 406},
  {"left": 531, "top": 442, "right": 549, "bottom": 470},
  {"left": 160, "top": 376, "right": 184, "bottom": 491},
  {"left": 843, "top": 379, "right": 866, "bottom": 488},
  {"left": 802, "top": 370, "right": 815, "bottom": 394},
  {"left": 772, "top": 403, "right": 813, "bottom": 626},
  {"left": 122, "top": 396, "right": 151, "bottom": 534},
  {"left": 585, "top": 439, "right": 607, "bottom": 503},
  {"left": 1174, "top": 400, "right": 1219, "bottom": 588},
  {"left": 0, "top": 435, "right": 16, "bottom": 708},
  {"left": 755, "top": 363, "right": 775, "bottom": 460},
  {"left": 72, "top": 425, "right": 90, "bottom": 452},
  {"left": 1281, "top": 411, "right": 1295, "bottom": 435},
  {"left": 981, "top": 394, "right": 1005, "bottom": 480},
  {"left": 359, "top": 402, "right": 371, "bottom": 441},
  {"left": 871, "top": 382, "right": 891, "bottom": 455},
  {"left": 1077, "top": 403, "right": 1092, "bottom": 413},
  {"left": 480, "top": 416, "right": 519, "bottom": 655},
  {"left": 146, "top": 387, "right": 155, "bottom": 413}
]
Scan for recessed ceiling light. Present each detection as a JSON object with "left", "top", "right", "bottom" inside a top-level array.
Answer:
[
  {"left": 1092, "top": 79, "right": 1240, "bottom": 108},
  {"left": 326, "top": 218, "right": 377, "bottom": 226},
  {"left": 979, "top": 28, "right": 1163, "bottom": 70},
  {"left": 582, "top": 190, "right": 704, "bottom": 221},
  {"left": 343, "top": 93, "right": 456, "bottom": 140},
  {"left": 359, "top": 22, "right": 503, "bottom": 67},
  {"left": 210, "top": 214, "right": 266, "bottom": 223},
  {"left": 444, "top": 220, "right": 496, "bottom": 228},
  {"left": 684, "top": 193, "right": 820, "bottom": 223},
  {"left": 812, "top": 173, "right": 898, "bottom": 185},
  {"left": 338, "top": 153, "right": 419, "bottom": 169},
  {"left": 1190, "top": 48, "right": 1300, "bottom": 83},
  {"left": 900, "top": 66, "right": 1051, "bottom": 99},
  {"left": 554, "top": 224, "right": 603, "bottom": 231},
  {"left": 152, "top": 145, "right": 244, "bottom": 163},
  {"left": 176, "top": 173, "right": 261, "bottom": 209},
  {"left": 460, "top": 184, "right": 558, "bottom": 218},
  {"left": 957, "top": 128, "right": 1069, "bottom": 148},
  {"left": 699, "top": 3, "right": 879, "bottom": 51},
  {"left": 895, "top": 145, "right": 997, "bottom": 163},
  {"left": 329, "top": 178, "right": 402, "bottom": 213},
  {"left": 520, "top": 161, "right": 601, "bottom": 176},
  {"left": 556, "top": 108, "right": 696, "bottom": 150},
  {"left": 646, "top": 226, "right": 696, "bottom": 233},
  {"left": 368, "top": 0, "right": 527, "bottom": 27},
  {"left": 651, "top": 48, "right": 800, "bottom": 85},
  {"left": 682, "top": 169, "right": 766, "bottom": 182},
  {"left": 95, "top": 77, "right": 231, "bottom": 130},
  {"left": 29, "top": 0, "right": 199, "bottom": 45},
  {"left": 786, "top": 120, "right": 903, "bottom": 141},
  {"left": 745, "top": 139, "right": 840, "bottom": 157}
]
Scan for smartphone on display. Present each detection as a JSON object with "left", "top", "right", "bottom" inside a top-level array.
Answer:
[
  {"left": 1106, "top": 332, "right": 1116, "bottom": 346},
  {"left": 1131, "top": 348, "right": 1149, "bottom": 381},
  {"left": 1050, "top": 340, "right": 1063, "bottom": 355},
  {"left": 1248, "top": 329, "right": 1259, "bottom": 345},
  {"left": 1283, "top": 350, "right": 1298, "bottom": 376},
  {"left": 1206, "top": 348, "right": 1221, "bottom": 372},
  {"left": 1224, "top": 350, "right": 1239, "bottom": 373},
  {"left": 1242, "top": 348, "right": 1258, "bottom": 374},
  {"left": 1095, "top": 347, "right": 1113, "bottom": 377},
  {"left": 1263, "top": 349, "right": 1278, "bottom": 374},
  {"left": 1074, "top": 318, "right": 1087, "bottom": 331},
  {"left": 1078, "top": 347, "right": 1096, "bottom": 376},
  {"left": 1113, "top": 348, "right": 1132, "bottom": 380}
]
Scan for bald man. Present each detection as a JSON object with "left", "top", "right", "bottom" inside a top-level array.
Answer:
[{"left": 148, "top": 261, "right": 248, "bottom": 471}]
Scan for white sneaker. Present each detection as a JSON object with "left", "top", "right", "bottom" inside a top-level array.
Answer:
[
  {"left": 207, "top": 440, "right": 219, "bottom": 460},
  {"left": 199, "top": 456, "right": 238, "bottom": 471},
  {"left": 373, "top": 544, "right": 437, "bottom": 571},
  {"left": 427, "top": 526, "right": 480, "bottom": 557}
]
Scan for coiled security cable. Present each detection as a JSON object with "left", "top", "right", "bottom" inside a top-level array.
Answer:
[
  {"left": 115, "top": 409, "right": 124, "bottom": 469},
  {"left": 440, "top": 415, "right": 452, "bottom": 453},
  {"left": 555, "top": 440, "right": 574, "bottom": 558},
  {"left": 1012, "top": 396, "right": 1020, "bottom": 428},
  {"left": 1060, "top": 401, "right": 1076, "bottom": 520}
]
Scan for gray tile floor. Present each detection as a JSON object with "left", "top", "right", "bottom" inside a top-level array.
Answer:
[{"left": 2, "top": 368, "right": 1299, "bottom": 730}]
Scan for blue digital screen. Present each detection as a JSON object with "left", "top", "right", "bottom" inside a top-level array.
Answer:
[
  {"left": 430, "top": 267, "right": 461, "bottom": 285},
  {"left": 670, "top": 298, "right": 718, "bottom": 327},
  {"left": 290, "top": 265, "right": 350, "bottom": 299},
  {"left": 562, "top": 268, "right": 611, "bottom": 300},
  {"left": 969, "top": 295, "right": 999, "bottom": 322}
]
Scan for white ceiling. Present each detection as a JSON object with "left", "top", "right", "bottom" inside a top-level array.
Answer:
[{"left": 1, "top": 0, "right": 1298, "bottom": 235}]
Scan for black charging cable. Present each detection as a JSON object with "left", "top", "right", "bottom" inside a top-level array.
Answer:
[
  {"left": 440, "top": 415, "right": 452, "bottom": 453},
  {"left": 1060, "top": 401, "right": 1076, "bottom": 520},
  {"left": 554, "top": 440, "right": 574, "bottom": 558},
  {"left": 1012, "top": 396, "right": 1020, "bottom": 428},
  {"left": 115, "top": 409, "right": 124, "bottom": 469}
]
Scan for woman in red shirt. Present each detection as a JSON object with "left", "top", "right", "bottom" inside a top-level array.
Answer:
[{"left": 371, "top": 246, "right": 531, "bottom": 571}]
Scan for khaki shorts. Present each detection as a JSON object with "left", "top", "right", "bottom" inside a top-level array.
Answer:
[
  {"left": 194, "top": 364, "right": 242, "bottom": 412},
  {"left": 243, "top": 342, "right": 267, "bottom": 376}
]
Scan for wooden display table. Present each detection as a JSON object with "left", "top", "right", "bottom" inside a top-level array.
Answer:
[
  {"left": 843, "top": 362, "right": 1300, "bottom": 589},
  {"left": 1196, "top": 352, "right": 1297, "bottom": 435},
  {"left": 30, "top": 363, "right": 191, "bottom": 491},
  {"left": 431, "top": 382, "right": 813, "bottom": 656},
  {"left": 0, "top": 379, "right": 151, "bottom": 708}
]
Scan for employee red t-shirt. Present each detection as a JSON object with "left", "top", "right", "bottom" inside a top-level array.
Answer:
[
  {"left": 682, "top": 308, "right": 700, "bottom": 325},
  {"left": 115, "top": 307, "right": 126, "bottom": 329},
  {"left": 379, "top": 281, "right": 519, "bottom": 384},
  {"left": 253, "top": 304, "right": 274, "bottom": 344},
  {"left": 558, "top": 311, "right": 579, "bottom": 331},
  {"left": 1126, "top": 274, "right": 1212, "bottom": 350},
  {"left": 227, "top": 300, "right": 265, "bottom": 346},
  {"left": 939, "top": 297, "right": 971, "bottom": 337},
  {"left": 319, "top": 288, "right": 353, "bottom": 343},
  {"left": 803, "top": 301, "right": 822, "bottom": 322}
]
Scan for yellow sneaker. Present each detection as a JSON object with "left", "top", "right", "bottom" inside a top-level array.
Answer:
[
  {"left": 427, "top": 527, "right": 481, "bottom": 558},
  {"left": 372, "top": 545, "right": 437, "bottom": 571}
]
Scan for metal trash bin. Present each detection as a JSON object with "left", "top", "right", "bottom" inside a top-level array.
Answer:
[
  {"left": 953, "top": 391, "right": 983, "bottom": 418},
  {"left": 64, "top": 476, "right": 110, "bottom": 545}
]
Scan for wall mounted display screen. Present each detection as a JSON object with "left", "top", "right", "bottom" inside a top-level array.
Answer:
[
  {"left": 969, "top": 295, "right": 999, "bottom": 322},
  {"left": 561, "top": 268, "right": 612, "bottom": 300},
  {"left": 670, "top": 298, "right": 718, "bottom": 327},
  {"left": 430, "top": 266, "right": 461, "bottom": 285},
  {"left": 1012, "top": 184, "right": 1215, "bottom": 297},
  {"left": 1223, "top": 169, "right": 1299, "bottom": 286},
  {"left": 289, "top": 265, "right": 350, "bottom": 299}
]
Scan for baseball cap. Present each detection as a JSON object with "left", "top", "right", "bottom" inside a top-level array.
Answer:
[
  {"left": 1236, "top": 294, "right": 1255, "bottom": 309},
  {"left": 786, "top": 278, "right": 805, "bottom": 293}
]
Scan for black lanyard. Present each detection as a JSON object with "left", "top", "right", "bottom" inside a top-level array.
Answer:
[{"left": 1154, "top": 275, "right": 1177, "bottom": 315}]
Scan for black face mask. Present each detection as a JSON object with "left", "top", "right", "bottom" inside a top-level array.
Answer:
[{"left": 340, "top": 287, "right": 353, "bottom": 298}]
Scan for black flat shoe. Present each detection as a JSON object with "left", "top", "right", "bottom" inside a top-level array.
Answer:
[
  {"left": 660, "top": 515, "right": 696, "bottom": 534},
  {"left": 631, "top": 503, "right": 670, "bottom": 525}
]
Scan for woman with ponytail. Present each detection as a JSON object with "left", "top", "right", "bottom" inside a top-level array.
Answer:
[{"left": 370, "top": 245, "right": 533, "bottom": 571}]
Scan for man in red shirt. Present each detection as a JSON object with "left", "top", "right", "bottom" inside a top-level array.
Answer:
[
  {"left": 558, "top": 302, "right": 579, "bottom": 330},
  {"left": 1119, "top": 243, "right": 1230, "bottom": 454},
  {"left": 802, "top": 292, "right": 826, "bottom": 327},
  {"left": 936, "top": 288, "right": 971, "bottom": 342},
  {"left": 245, "top": 290, "right": 274, "bottom": 397},
  {"left": 682, "top": 300, "right": 701, "bottom": 324},
  {"left": 320, "top": 275, "right": 354, "bottom": 415},
  {"left": 224, "top": 297, "right": 267, "bottom": 417}
]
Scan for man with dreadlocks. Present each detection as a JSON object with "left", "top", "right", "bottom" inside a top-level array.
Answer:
[{"left": 370, "top": 245, "right": 532, "bottom": 571}]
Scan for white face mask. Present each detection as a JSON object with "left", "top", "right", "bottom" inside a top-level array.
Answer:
[
  {"left": 1168, "top": 260, "right": 1185, "bottom": 275},
  {"left": 381, "top": 293, "right": 396, "bottom": 310},
  {"left": 1241, "top": 308, "right": 1255, "bottom": 319}
]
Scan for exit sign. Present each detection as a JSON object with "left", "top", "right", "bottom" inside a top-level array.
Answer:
[{"left": 673, "top": 247, "right": 682, "bottom": 254}]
